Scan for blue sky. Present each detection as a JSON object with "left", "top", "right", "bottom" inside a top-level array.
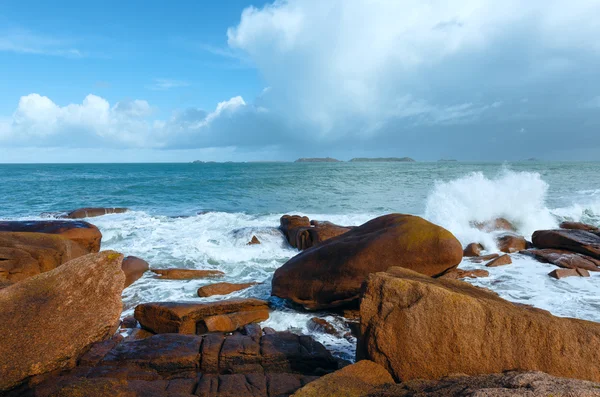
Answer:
[{"left": 1, "top": 0, "right": 600, "bottom": 162}]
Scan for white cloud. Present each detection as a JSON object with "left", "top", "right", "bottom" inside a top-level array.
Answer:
[
  {"left": 0, "top": 29, "right": 84, "bottom": 58},
  {"left": 146, "top": 79, "right": 190, "bottom": 91}
]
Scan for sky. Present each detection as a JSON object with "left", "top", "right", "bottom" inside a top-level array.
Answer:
[{"left": 1, "top": 0, "right": 599, "bottom": 163}]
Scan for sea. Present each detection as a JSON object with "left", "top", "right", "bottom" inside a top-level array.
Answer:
[{"left": 1, "top": 161, "right": 600, "bottom": 360}]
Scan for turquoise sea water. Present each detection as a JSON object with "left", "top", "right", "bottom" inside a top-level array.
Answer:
[{"left": 2, "top": 161, "right": 600, "bottom": 359}]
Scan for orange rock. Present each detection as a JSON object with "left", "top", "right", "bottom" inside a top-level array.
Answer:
[
  {"left": 247, "top": 235, "right": 261, "bottom": 245},
  {"left": 469, "top": 253, "right": 500, "bottom": 263},
  {"left": 199, "top": 309, "right": 270, "bottom": 334},
  {"left": 497, "top": 234, "right": 528, "bottom": 253},
  {"left": 152, "top": 268, "right": 224, "bottom": 280},
  {"left": 0, "top": 232, "right": 89, "bottom": 283},
  {"left": 560, "top": 221, "right": 599, "bottom": 232},
  {"left": 532, "top": 229, "right": 600, "bottom": 259},
  {"left": 307, "top": 317, "right": 339, "bottom": 336},
  {"left": 472, "top": 218, "right": 516, "bottom": 232},
  {"left": 66, "top": 207, "right": 128, "bottom": 219},
  {"left": 463, "top": 243, "right": 483, "bottom": 257},
  {"left": 272, "top": 214, "right": 463, "bottom": 310},
  {"left": 280, "top": 215, "right": 351, "bottom": 250},
  {"left": 0, "top": 220, "right": 102, "bottom": 252},
  {"left": 0, "top": 251, "right": 125, "bottom": 392},
  {"left": 121, "top": 256, "right": 149, "bottom": 288},
  {"left": 522, "top": 249, "right": 600, "bottom": 271},
  {"left": 438, "top": 268, "right": 489, "bottom": 279},
  {"left": 358, "top": 267, "right": 600, "bottom": 383},
  {"left": 134, "top": 298, "right": 269, "bottom": 334},
  {"left": 549, "top": 268, "right": 591, "bottom": 279},
  {"left": 486, "top": 254, "right": 512, "bottom": 267},
  {"left": 197, "top": 282, "right": 258, "bottom": 297},
  {"left": 280, "top": 215, "right": 311, "bottom": 248}
]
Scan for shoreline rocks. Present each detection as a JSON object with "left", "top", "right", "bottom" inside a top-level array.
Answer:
[
  {"left": 358, "top": 267, "right": 600, "bottom": 383},
  {"left": 65, "top": 207, "right": 128, "bottom": 219},
  {"left": 522, "top": 248, "right": 600, "bottom": 271},
  {"left": 532, "top": 229, "right": 600, "bottom": 259},
  {"left": 0, "top": 251, "right": 125, "bottom": 392},
  {"left": 122, "top": 256, "right": 150, "bottom": 287},
  {"left": 197, "top": 281, "right": 258, "bottom": 297},
  {"left": 0, "top": 220, "right": 102, "bottom": 252},
  {"left": 485, "top": 254, "right": 512, "bottom": 267},
  {"left": 463, "top": 242, "right": 483, "bottom": 257},
  {"left": 273, "top": 214, "right": 462, "bottom": 310},
  {"left": 280, "top": 215, "right": 352, "bottom": 250},
  {"left": 151, "top": 268, "right": 224, "bottom": 280}
]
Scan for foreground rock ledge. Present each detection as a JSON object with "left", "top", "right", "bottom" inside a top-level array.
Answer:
[
  {"left": 0, "top": 251, "right": 125, "bottom": 392},
  {"left": 358, "top": 266, "right": 600, "bottom": 383},
  {"left": 273, "top": 214, "right": 462, "bottom": 310}
]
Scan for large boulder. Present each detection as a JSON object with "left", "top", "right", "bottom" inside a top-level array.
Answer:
[
  {"left": 532, "top": 229, "right": 600, "bottom": 259},
  {"left": 121, "top": 256, "right": 149, "bottom": 287},
  {"left": 0, "top": 251, "right": 125, "bottom": 392},
  {"left": 0, "top": 232, "right": 89, "bottom": 282},
  {"left": 134, "top": 298, "right": 269, "bottom": 334},
  {"left": 496, "top": 234, "right": 528, "bottom": 253},
  {"left": 66, "top": 207, "right": 128, "bottom": 219},
  {"left": 151, "top": 268, "right": 224, "bottom": 280},
  {"left": 280, "top": 215, "right": 352, "bottom": 250},
  {"left": 280, "top": 215, "right": 311, "bottom": 247},
  {"left": 358, "top": 267, "right": 600, "bottom": 383},
  {"left": 0, "top": 220, "right": 102, "bottom": 252},
  {"left": 272, "top": 214, "right": 463, "bottom": 310},
  {"left": 522, "top": 249, "right": 600, "bottom": 271}
]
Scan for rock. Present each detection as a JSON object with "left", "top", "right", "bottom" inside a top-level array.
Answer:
[
  {"left": 358, "top": 266, "right": 600, "bottom": 383},
  {"left": 291, "top": 360, "right": 394, "bottom": 397},
  {"left": 522, "top": 248, "right": 600, "bottom": 271},
  {"left": 247, "top": 235, "right": 261, "bottom": 245},
  {"left": 560, "top": 221, "right": 599, "bottom": 232},
  {"left": 468, "top": 253, "right": 500, "bottom": 263},
  {"left": 151, "top": 268, "right": 224, "bottom": 280},
  {"left": 364, "top": 371, "right": 600, "bottom": 397},
  {"left": 307, "top": 317, "right": 339, "bottom": 336},
  {"left": 198, "top": 310, "right": 270, "bottom": 334},
  {"left": 472, "top": 218, "right": 516, "bottom": 232},
  {"left": 549, "top": 268, "right": 591, "bottom": 279},
  {"left": 0, "top": 232, "right": 89, "bottom": 283},
  {"left": 66, "top": 207, "right": 128, "bottom": 219},
  {"left": 272, "top": 214, "right": 463, "bottom": 310},
  {"left": 0, "top": 251, "right": 125, "bottom": 392},
  {"left": 532, "top": 229, "right": 600, "bottom": 259},
  {"left": 0, "top": 220, "right": 102, "bottom": 252},
  {"left": 438, "top": 268, "right": 489, "bottom": 280},
  {"left": 120, "top": 315, "right": 138, "bottom": 329},
  {"left": 497, "top": 234, "right": 528, "bottom": 253},
  {"left": 121, "top": 256, "right": 149, "bottom": 288},
  {"left": 463, "top": 242, "right": 483, "bottom": 257},
  {"left": 134, "top": 298, "right": 270, "bottom": 334},
  {"left": 123, "top": 328, "right": 155, "bottom": 342},
  {"left": 485, "top": 254, "right": 512, "bottom": 267},
  {"left": 197, "top": 281, "right": 258, "bottom": 297},
  {"left": 280, "top": 215, "right": 351, "bottom": 250},
  {"left": 280, "top": 215, "right": 311, "bottom": 248}
]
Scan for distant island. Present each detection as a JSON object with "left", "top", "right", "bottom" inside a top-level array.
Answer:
[
  {"left": 438, "top": 159, "right": 458, "bottom": 162},
  {"left": 295, "top": 157, "right": 341, "bottom": 163},
  {"left": 349, "top": 157, "right": 415, "bottom": 162}
]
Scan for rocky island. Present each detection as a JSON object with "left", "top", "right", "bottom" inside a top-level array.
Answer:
[
  {"left": 349, "top": 157, "right": 415, "bottom": 162},
  {"left": 294, "top": 157, "right": 341, "bottom": 163}
]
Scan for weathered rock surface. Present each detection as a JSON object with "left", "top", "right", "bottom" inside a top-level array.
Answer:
[
  {"left": 66, "top": 207, "right": 128, "bottom": 219},
  {"left": 496, "top": 234, "right": 527, "bottom": 253},
  {"left": 122, "top": 256, "right": 149, "bottom": 287},
  {"left": 307, "top": 317, "right": 339, "bottom": 336},
  {"left": 292, "top": 360, "right": 394, "bottom": 397},
  {"left": 549, "top": 268, "right": 590, "bottom": 279},
  {"left": 522, "top": 248, "right": 600, "bottom": 271},
  {"left": 197, "top": 281, "right": 258, "bottom": 297},
  {"left": 0, "top": 251, "right": 125, "bottom": 392},
  {"left": 560, "top": 221, "right": 599, "bottom": 233},
  {"left": 358, "top": 266, "right": 600, "bottom": 383},
  {"left": 463, "top": 242, "right": 483, "bottom": 257},
  {"left": 438, "top": 268, "right": 489, "bottom": 280},
  {"left": 273, "top": 214, "right": 462, "bottom": 310},
  {"left": 472, "top": 218, "right": 515, "bottom": 232},
  {"left": 532, "top": 229, "right": 600, "bottom": 259},
  {"left": 151, "top": 268, "right": 224, "bottom": 280},
  {"left": 280, "top": 215, "right": 352, "bottom": 250},
  {"left": 0, "top": 232, "right": 89, "bottom": 282},
  {"left": 8, "top": 331, "right": 338, "bottom": 396},
  {"left": 468, "top": 253, "right": 499, "bottom": 263},
  {"left": 363, "top": 371, "right": 600, "bottom": 397},
  {"left": 0, "top": 220, "right": 102, "bottom": 252},
  {"left": 135, "top": 298, "right": 269, "bottom": 334},
  {"left": 485, "top": 254, "right": 512, "bottom": 267},
  {"left": 247, "top": 235, "right": 261, "bottom": 245}
]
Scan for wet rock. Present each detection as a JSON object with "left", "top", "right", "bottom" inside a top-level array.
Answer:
[
  {"left": 485, "top": 254, "right": 512, "bottom": 267},
  {"left": 438, "top": 268, "right": 489, "bottom": 279},
  {"left": 151, "top": 268, "right": 224, "bottom": 280},
  {"left": 532, "top": 229, "right": 600, "bottom": 259},
  {"left": 292, "top": 360, "right": 394, "bottom": 397},
  {"left": 0, "top": 232, "right": 90, "bottom": 283},
  {"left": 358, "top": 266, "right": 600, "bottom": 383},
  {"left": 247, "top": 235, "right": 261, "bottom": 245},
  {"left": 497, "top": 234, "right": 528, "bottom": 253},
  {"left": 549, "top": 268, "right": 591, "bottom": 279},
  {"left": 120, "top": 315, "right": 138, "bottom": 329},
  {"left": 280, "top": 215, "right": 311, "bottom": 247},
  {"left": 522, "top": 248, "right": 600, "bottom": 271},
  {"left": 472, "top": 217, "right": 516, "bottom": 232},
  {"left": 560, "top": 221, "right": 599, "bottom": 232},
  {"left": 197, "top": 282, "right": 258, "bottom": 297},
  {"left": 273, "top": 214, "right": 463, "bottom": 310},
  {"left": 123, "top": 328, "right": 155, "bottom": 342},
  {"left": 134, "top": 298, "right": 269, "bottom": 334},
  {"left": 468, "top": 253, "right": 500, "bottom": 263},
  {"left": 122, "top": 256, "right": 149, "bottom": 288},
  {"left": 0, "top": 251, "right": 125, "bottom": 392},
  {"left": 307, "top": 317, "right": 339, "bottom": 336},
  {"left": 66, "top": 207, "right": 128, "bottom": 219},
  {"left": 463, "top": 242, "right": 483, "bottom": 257},
  {"left": 280, "top": 215, "right": 352, "bottom": 250},
  {"left": 0, "top": 220, "right": 102, "bottom": 252}
]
